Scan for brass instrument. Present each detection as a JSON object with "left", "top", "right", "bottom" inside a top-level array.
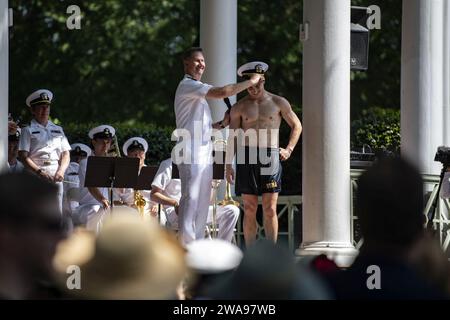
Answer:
[
  {"left": 218, "top": 182, "right": 240, "bottom": 207},
  {"left": 108, "top": 134, "right": 122, "bottom": 157},
  {"left": 209, "top": 139, "right": 240, "bottom": 238},
  {"left": 134, "top": 190, "right": 147, "bottom": 219}
]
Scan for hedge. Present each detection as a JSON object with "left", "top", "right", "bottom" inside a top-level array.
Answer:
[{"left": 351, "top": 107, "right": 400, "bottom": 154}]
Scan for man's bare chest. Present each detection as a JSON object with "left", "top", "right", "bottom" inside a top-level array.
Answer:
[{"left": 241, "top": 103, "right": 281, "bottom": 123}]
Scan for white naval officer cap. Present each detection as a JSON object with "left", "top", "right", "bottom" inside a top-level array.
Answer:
[
  {"left": 237, "top": 61, "right": 269, "bottom": 77},
  {"left": 185, "top": 239, "right": 243, "bottom": 274},
  {"left": 122, "top": 137, "right": 148, "bottom": 156},
  {"left": 88, "top": 125, "right": 116, "bottom": 139},
  {"left": 70, "top": 143, "right": 92, "bottom": 157},
  {"left": 26, "top": 89, "right": 53, "bottom": 107}
]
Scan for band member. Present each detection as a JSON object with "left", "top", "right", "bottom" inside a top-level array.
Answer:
[
  {"left": 74, "top": 125, "right": 115, "bottom": 232},
  {"left": 18, "top": 89, "right": 71, "bottom": 212},
  {"left": 8, "top": 127, "right": 24, "bottom": 173},
  {"left": 151, "top": 158, "right": 239, "bottom": 242},
  {"left": 63, "top": 143, "right": 91, "bottom": 217},
  {"left": 114, "top": 137, "right": 158, "bottom": 218},
  {"left": 174, "top": 47, "right": 261, "bottom": 245},
  {"left": 226, "top": 62, "right": 302, "bottom": 246}
]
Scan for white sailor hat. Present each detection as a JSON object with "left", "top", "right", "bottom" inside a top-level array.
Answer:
[
  {"left": 185, "top": 239, "right": 243, "bottom": 274},
  {"left": 26, "top": 89, "right": 53, "bottom": 107},
  {"left": 122, "top": 137, "right": 148, "bottom": 156},
  {"left": 237, "top": 61, "right": 269, "bottom": 77},
  {"left": 70, "top": 143, "right": 92, "bottom": 157},
  {"left": 88, "top": 125, "right": 115, "bottom": 139}
]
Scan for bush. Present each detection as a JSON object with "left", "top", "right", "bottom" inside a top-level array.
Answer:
[{"left": 351, "top": 107, "right": 400, "bottom": 154}]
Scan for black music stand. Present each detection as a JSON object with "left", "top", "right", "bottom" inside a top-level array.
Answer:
[
  {"left": 135, "top": 165, "right": 159, "bottom": 190},
  {"left": 84, "top": 156, "right": 140, "bottom": 211}
]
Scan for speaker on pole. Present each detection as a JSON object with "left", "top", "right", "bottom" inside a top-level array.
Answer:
[{"left": 350, "top": 6, "right": 370, "bottom": 71}]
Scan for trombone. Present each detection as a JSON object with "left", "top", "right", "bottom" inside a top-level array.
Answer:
[{"left": 210, "top": 139, "right": 240, "bottom": 238}]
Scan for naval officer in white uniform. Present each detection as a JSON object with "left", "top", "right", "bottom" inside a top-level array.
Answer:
[
  {"left": 18, "top": 89, "right": 71, "bottom": 213},
  {"left": 151, "top": 158, "right": 240, "bottom": 242},
  {"left": 74, "top": 125, "right": 115, "bottom": 232},
  {"left": 173, "top": 47, "right": 261, "bottom": 245}
]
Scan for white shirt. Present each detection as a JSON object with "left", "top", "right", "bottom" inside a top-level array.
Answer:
[
  {"left": 174, "top": 75, "right": 213, "bottom": 144},
  {"left": 77, "top": 157, "right": 109, "bottom": 206},
  {"left": 8, "top": 160, "right": 24, "bottom": 173},
  {"left": 19, "top": 119, "right": 71, "bottom": 165},
  {"left": 64, "top": 162, "right": 80, "bottom": 189},
  {"left": 151, "top": 158, "right": 181, "bottom": 210}
]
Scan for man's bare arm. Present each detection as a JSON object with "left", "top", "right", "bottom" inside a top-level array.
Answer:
[
  {"left": 279, "top": 97, "right": 302, "bottom": 157},
  {"left": 206, "top": 74, "right": 261, "bottom": 99},
  {"left": 150, "top": 187, "right": 179, "bottom": 207},
  {"left": 88, "top": 187, "right": 110, "bottom": 209}
]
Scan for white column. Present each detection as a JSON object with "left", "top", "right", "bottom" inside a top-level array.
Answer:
[
  {"left": 0, "top": 0, "right": 8, "bottom": 173},
  {"left": 444, "top": 0, "right": 450, "bottom": 145},
  {"left": 200, "top": 0, "right": 237, "bottom": 198},
  {"left": 401, "top": 0, "right": 445, "bottom": 174},
  {"left": 297, "top": 0, "right": 357, "bottom": 267},
  {"left": 200, "top": 0, "right": 237, "bottom": 122}
]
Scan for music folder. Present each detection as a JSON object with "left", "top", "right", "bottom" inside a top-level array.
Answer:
[
  {"left": 135, "top": 165, "right": 159, "bottom": 190},
  {"left": 84, "top": 155, "right": 140, "bottom": 190}
]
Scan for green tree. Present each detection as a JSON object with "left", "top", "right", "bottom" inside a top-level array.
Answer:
[
  {"left": 10, "top": 0, "right": 199, "bottom": 125},
  {"left": 351, "top": 0, "right": 402, "bottom": 118}
]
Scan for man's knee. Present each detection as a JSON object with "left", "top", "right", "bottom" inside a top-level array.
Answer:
[
  {"left": 263, "top": 206, "right": 277, "bottom": 219},
  {"left": 243, "top": 200, "right": 258, "bottom": 214}
]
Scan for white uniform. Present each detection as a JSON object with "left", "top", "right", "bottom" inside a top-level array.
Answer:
[
  {"left": 8, "top": 160, "right": 24, "bottom": 173},
  {"left": 152, "top": 159, "right": 239, "bottom": 242},
  {"left": 63, "top": 162, "right": 81, "bottom": 214},
  {"left": 174, "top": 75, "right": 215, "bottom": 245},
  {"left": 19, "top": 119, "right": 71, "bottom": 212},
  {"left": 73, "top": 157, "right": 110, "bottom": 231}
]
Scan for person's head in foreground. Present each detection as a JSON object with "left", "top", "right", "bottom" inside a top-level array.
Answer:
[{"left": 53, "top": 212, "right": 186, "bottom": 299}]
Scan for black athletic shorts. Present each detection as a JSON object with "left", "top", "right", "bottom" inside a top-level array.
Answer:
[{"left": 235, "top": 146, "right": 282, "bottom": 196}]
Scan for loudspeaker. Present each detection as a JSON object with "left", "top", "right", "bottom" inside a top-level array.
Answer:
[{"left": 351, "top": 23, "right": 370, "bottom": 71}]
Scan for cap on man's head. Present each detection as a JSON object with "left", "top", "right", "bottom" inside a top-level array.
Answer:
[
  {"left": 237, "top": 61, "right": 269, "bottom": 77},
  {"left": 186, "top": 239, "right": 243, "bottom": 275},
  {"left": 8, "top": 128, "right": 21, "bottom": 142},
  {"left": 88, "top": 125, "right": 115, "bottom": 140},
  {"left": 26, "top": 89, "right": 53, "bottom": 107},
  {"left": 70, "top": 143, "right": 92, "bottom": 157},
  {"left": 122, "top": 137, "right": 148, "bottom": 156}
]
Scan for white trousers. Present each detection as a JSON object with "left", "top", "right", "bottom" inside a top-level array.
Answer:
[
  {"left": 163, "top": 204, "right": 240, "bottom": 243},
  {"left": 178, "top": 162, "right": 213, "bottom": 245}
]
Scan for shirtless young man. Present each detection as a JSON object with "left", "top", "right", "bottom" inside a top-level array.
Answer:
[{"left": 226, "top": 61, "right": 302, "bottom": 246}]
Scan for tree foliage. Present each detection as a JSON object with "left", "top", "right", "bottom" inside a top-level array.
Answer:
[
  {"left": 350, "top": 0, "right": 402, "bottom": 118},
  {"left": 10, "top": 0, "right": 199, "bottom": 124}
]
